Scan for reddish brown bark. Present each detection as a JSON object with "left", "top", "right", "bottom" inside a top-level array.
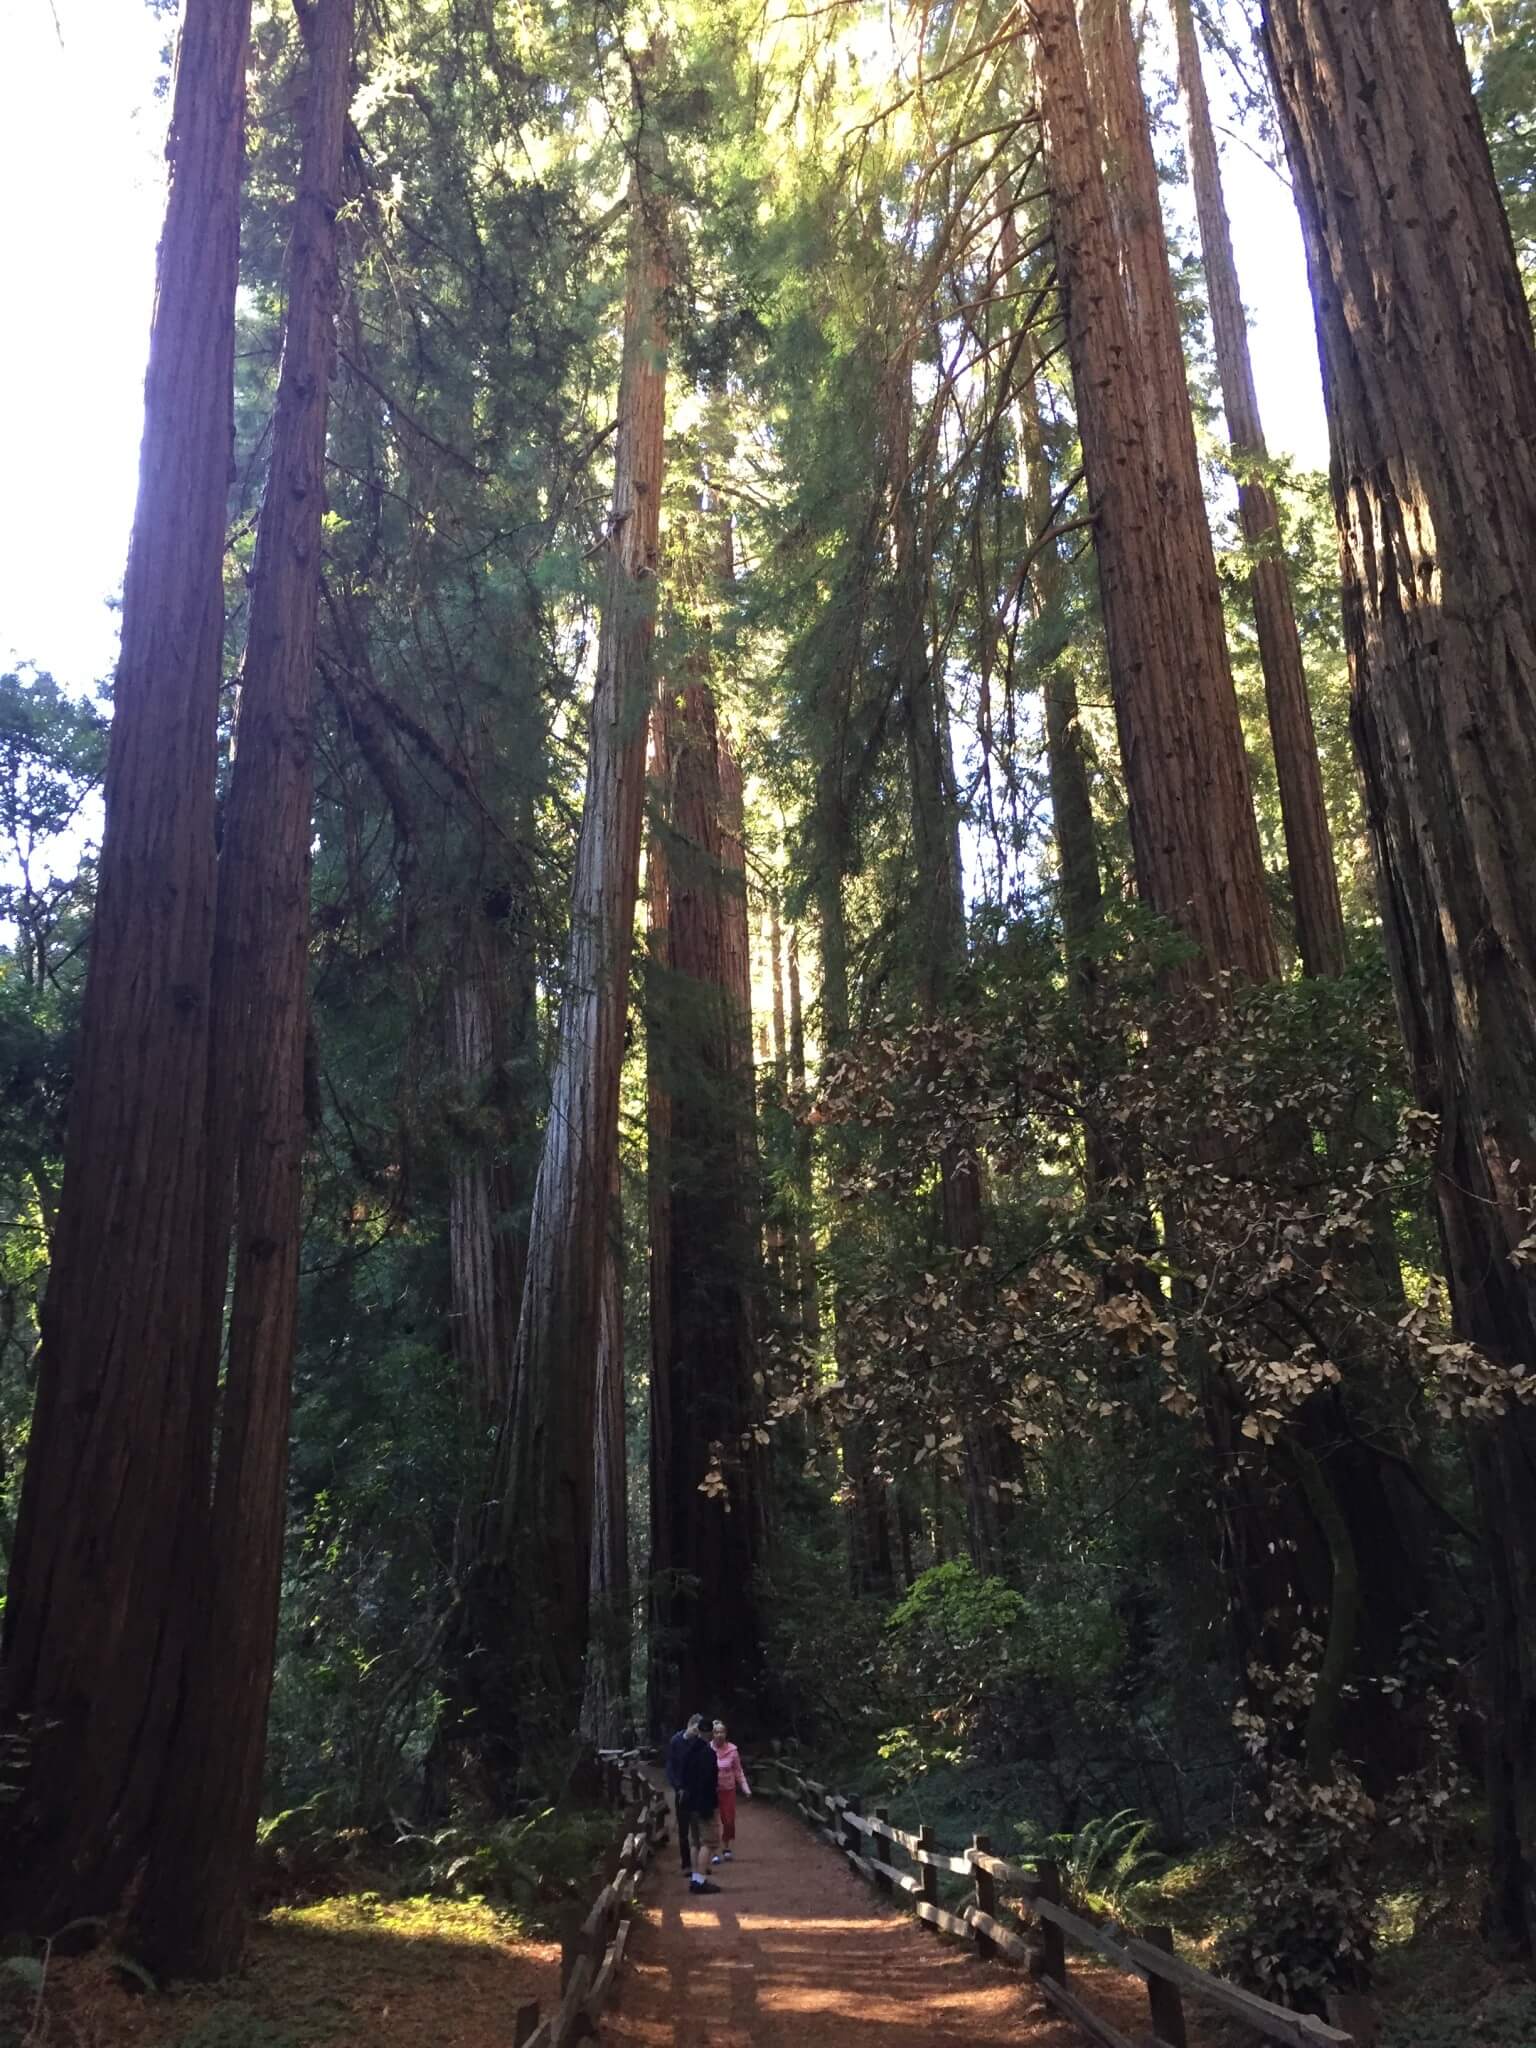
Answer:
[
  {"left": 1173, "top": 0, "right": 1346, "bottom": 980},
  {"left": 1030, "top": 0, "right": 1278, "bottom": 982},
  {"left": 131, "top": 0, "right": 352, "bottom": 1975},
  {"left": 483, "top": 133, "right": 669, "bottom": 1729},
  {"left": 1259, "top": 0, "right": 1536, "bottom": 1950},
  {"left": 0, "top": 0, "right": 252, "bottom": 1931}
]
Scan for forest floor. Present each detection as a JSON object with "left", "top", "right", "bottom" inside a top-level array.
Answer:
[
  {"left": 604, "top": 1792, "right": 1179, "bottom": 2048},
  {"left": 8, "top": 1895, "right": 560, "bottom": 2048}
]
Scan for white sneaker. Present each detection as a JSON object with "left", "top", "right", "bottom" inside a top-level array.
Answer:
[
  {"left": 722, "top": 1850, "right": 734, "bottom": 1861},
  {"left": 710, "top": 1853, "right": 721, "bottom": 1865}
]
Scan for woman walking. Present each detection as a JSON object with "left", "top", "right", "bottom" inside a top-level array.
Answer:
[{"left": 710, "top": 1719, "right": 750, "bottom": 1861}]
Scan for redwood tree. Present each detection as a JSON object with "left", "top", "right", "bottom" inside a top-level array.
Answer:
[
  {"left": 648, "top": 673, "right": 762, "bottom": 1719},
  {"left": 1260, "top": 0, "right": 1536, "bottom": 1951},
  {"left": 1025, "top": 0, "right": 1278, "bottom": 983},
  {"left": 485, "top": 115, "right": 670, "bottom": 1730},
  {"left": 1173, "top": 0, "right": 1346, "bottom": 980},
  {"left": 0, "top": 0, "right": 252, "bottom": 1931},
  {"left": 132, "top": 0, "right": 354, "bottom": 1974}
]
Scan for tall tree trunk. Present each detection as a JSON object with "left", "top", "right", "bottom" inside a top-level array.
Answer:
[
  {"left": 130, "top": 0, "right": 352, "bottom": 1975},
  {"left": 1260, "top": 0, "right": 1536, "bottom": 1952},
  {"left": 644, "top": 707, "right": 675, "bottom": 1734},
  {"left": 767, "top": 891, "right": 799, "bottom": 1322},
  {"left": 1029, "top": 0, "right": 1278, "bottom": 983},
  {"left": 480, "top": 132, "right": 669, "bottom": 1735},
  {"left": 885, "top": 346, "right": 1009, "bottom": 1571},
  {"left": 786, "top": 925, "right": 821, "bottom": 1347},
  {"left": 1173, "top": 0, "right": 1346, "bottom": 980},
  {"left": 648, "top": 677, "right": 762, "bottom": 1721},
  {"left": 448, "top": 890, "right": 534, "bottom": 1435},
  {"left": 813, "top": 850, "right": 892, "bottom": 1597},
  {"left": 0, "top": 0, "right": 251, "bottom": 1931},
  {"left": 1014, "top": 362, "right": 1103, "bottom": 984},
  {"left": 581, "top": 1156, "right": 629, "bottom": 1747}
]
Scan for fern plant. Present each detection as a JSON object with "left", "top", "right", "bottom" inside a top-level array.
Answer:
[{"left": 1019, "top": 1810, "right": 1166, "bottom": 1919}]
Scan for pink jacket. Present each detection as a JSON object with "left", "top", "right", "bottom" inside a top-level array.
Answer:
[{"left": 713, "top": 1740, "right": 749, "bottom": 1794}]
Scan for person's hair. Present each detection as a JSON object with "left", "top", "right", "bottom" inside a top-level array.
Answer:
[{"left": 712, "top": 1719, "right": 727, "bottom": 1735}]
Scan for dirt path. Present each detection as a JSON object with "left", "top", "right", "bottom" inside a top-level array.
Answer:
[{"left": 604, "top": 1795, "right": 1086, "bottom": 2048}]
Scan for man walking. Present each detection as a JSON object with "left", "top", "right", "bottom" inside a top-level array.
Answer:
[
  {"left": 677, "top": 1714, "right": 723, "bottom": 1893},
  {"left": 665, "top": 1713, "right": 703, "bottom": 1876}
]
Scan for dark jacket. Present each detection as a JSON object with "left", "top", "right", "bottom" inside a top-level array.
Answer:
[
  {"left": 665, "top": 1727, "right": 692, "bottom": 1791},
  {"left": 677, "top": 1731, "right": 719, "bottom": 1815}
]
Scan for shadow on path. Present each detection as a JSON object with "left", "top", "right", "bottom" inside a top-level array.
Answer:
[{"left": 605, "top": 1795, "right": 1084, "bottom": 2048}]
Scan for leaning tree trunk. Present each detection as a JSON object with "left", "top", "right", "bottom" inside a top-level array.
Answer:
[
  {"left": 0, "top": 0, "right": 251, "bottom": 1933},
  {"left": 130, "top": 0, "right": 352, "bottom": 1976},
  {"left": 648, "top": 677, "right": 762, "bottom": 1721},
  {"left": 1030, "top": 0, "right": 1278, "bottom": 983},
  {"left": 480, "top": 139, "right": 669, "bottom": 1738},
  {"left": 1260, "top": 0, "right": 1536, "bottom": 1953},
  {"left": 1173, "top": 0, "right": 1346, "bottom": 980}
]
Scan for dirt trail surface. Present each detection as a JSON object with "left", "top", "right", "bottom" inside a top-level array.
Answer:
[{"left": 604, "top": 1794, "right": 1086, "bottom": 2048}]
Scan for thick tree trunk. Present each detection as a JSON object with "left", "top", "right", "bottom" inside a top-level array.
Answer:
[
  {"left": 0, "top": 0, "right": 251, "bottom": 1931},
  {"left": 130, "top": 0, "right": 352, "bottom": 1975},
  {"left": 644, "top": 708, "right": 675, "bottom": 1734},
  {"left": 581, "top": 1157, "right": 630, "bottom": 1747},
  {"left": 1173, "top": 0, "right": 1346, "bottom": 980},
  {"left": 648, "top": 679, "right": 762, "bottom": 1721},
  {"left": 448, "top": 894, "right": 534, "bottom": 1434},
  {"left": 481, "top": 140, "right": 668, "bottom": 1734},
  {"left": 1029, "top": 0, "right": 1278, "bottom": 983},
  {"left": 1260, "top": 0, "right": 1536, "bottom": 1951}
]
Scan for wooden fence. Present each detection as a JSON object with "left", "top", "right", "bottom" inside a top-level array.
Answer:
[
  {"left": 510, "top": 1754, "right": 668, "bottom": 2048},
  {"left": 758, "top": 1760, "right": 1377, "bottom": 2048}
]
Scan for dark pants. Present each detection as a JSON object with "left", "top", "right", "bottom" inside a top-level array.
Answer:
[{"left": 674, "top": 1791, "right": 692, "bottom": 1870}]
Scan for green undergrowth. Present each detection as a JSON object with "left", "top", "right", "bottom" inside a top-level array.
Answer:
[{"left": 254, "top": 1796, "right": 615, "bottom": 1928}]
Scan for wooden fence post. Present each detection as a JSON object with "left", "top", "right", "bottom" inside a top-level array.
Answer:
[
  {"left": 917, "top": 1824, "right": 938, "bottom": 1915},
  {"left": 874, "top": 1807, "right": 893, "bottom": 1897},
  {"left": 513, "top": 2001, "right": 540, "bottom": 2046},
  {"left": 1141, "top": 1926, "right": 1188, "bottom": 2048},
  {"left": 1035, "top": 1858, "right": 1067, "bottom": 1984},
  {"left": 842, "top": 1793, "right": 862, "bottom": 1861},
  {"left": 971, "top": 1834, "right": 997, "bottom": 1961}
]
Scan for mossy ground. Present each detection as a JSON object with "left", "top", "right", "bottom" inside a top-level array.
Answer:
[{"left": 1, "top": 1895, "right": 558, "bottom": 2048}]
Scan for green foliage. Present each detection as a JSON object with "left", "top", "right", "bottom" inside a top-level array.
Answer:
[{"left": 1017, "top": 1810, "right": 1167, "bottom": 1920}]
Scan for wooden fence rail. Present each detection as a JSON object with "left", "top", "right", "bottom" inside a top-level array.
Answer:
[
  {"left": 511, "top": 1753, "right": 667, "bottom": 2048},
  {"left": 757, "top": 1759, "right": 1375, "bottom": 2048}
]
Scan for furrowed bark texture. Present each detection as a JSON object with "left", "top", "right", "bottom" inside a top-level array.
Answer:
[
  {"left": 1260, "top": 0, "right": 1536, "bottom": 1949},
  {"left": 1031, "top": 0, "right": 1278, "bottom": 982},
  {"left": 648, "top": 679, "right": 762, "bottom": 1721},
  {"left": 488, "top": 147, "right": 668, "bottom": 1728},
  {"left": 1173, "top": 0, "right": 1346, "bottom": 980},
  {"left": 645, "top": 707, "right": 675, "bottom": 1733},
  {"left": 0, "top": 0, "right": 251, "bottom": 1931},
  {"left": 132, "top": 0, "right": 352, "bottom": 1975}
]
